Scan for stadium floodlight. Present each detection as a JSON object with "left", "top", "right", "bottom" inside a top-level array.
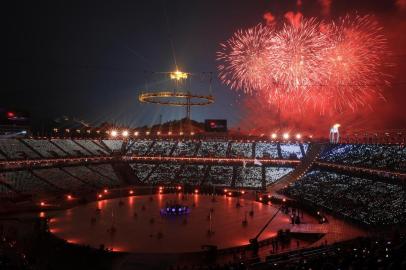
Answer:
[
  {"left": 157, "top": 131, "right": 161, "bottom": 135},
  {"left": 283, "top": 133, "right": 290, "bottom": 140},
  {"left": 169, "top": 70, "right": 188, "bottom": 80},
  {"left": 168, "top": 131, "right": 172, "bottom": 135},
  {"left": 134, "top": 131, "right": 139, "bottom": 136},
  {"left": 122, "top": 130, "right": 129, "bottom": 137},
  {"left": 271, "top": 133, "right": 277, "bottom": 139},
  {"left": 190, "top": 131, "right": 195, "bottom": 136},
  {"left": 296, "top": 133, "right": 302, "bottom": 139},
  {"left": 146, "top": 131, "right": 150, "bottom": 135},
  {"left": 111, "top": 130, "right": 118, "bottom": 137},
  {"left": 179, "top": 131, "right": 184, "bottom": 136}
]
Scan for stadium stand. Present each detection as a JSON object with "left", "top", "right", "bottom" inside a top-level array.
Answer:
[
  {"left": 129, "top": 163, "right": 156, "bottom": 182},
  {"left": 265, "top": 167, "right": 294, "bottom": 185},
  {"left": 235, "top": 166, "right": 262, "bottom": 188},
  {"left": 0, "top": 139, "right": 40, "bottom": 159},
  {"left": 229, "top": 142, "right": 253, "bottom": 158},
  {"left": 147, "top": 140, "right": 176, "bottom": 156},
  {"left": 320, "top": 144, "right": 406, "bottom": 172},
  {"left": 148, "top": 164, "right": 181, "bottom": 184},
  {"left": 127, "top": 139, "right": 152, "bottom": 155},
  {"left": 74, "top": 140, "right": 109, "bottom": 155},
  {"left": 197, "top": 141, "right": 228, "bottom": 157},
  {"left": 33, "top": 168, "right": 89, "bottom": 191},
  {"left": 24, "top": 139, "right": 67, "bottom": 158},
  {"left": 282, "top": 169, "right": 406, "bottom": 225},
  {"left": 176, "top": 164, "right": 207, "bottom": 185},
  {"left": 87, "top": 164, "right": 121, "bottom": 183},
  {"left": 0, "top": 183, "right": 16, "bottom": 197},
  {"left": 51, "top": 139, "right": 90, "bottom": 156},
  {"left": 206, "top": 165, "right": 233, "bottom": 186},
  {"left": 280, "top": 143, "right": 303, "bottom": 159},
  {"left": 102, "top": 139, "right": 123, "bottom": 152},
  {"left": 0, "top": 170, "right": 57, "bottom": 195},
  {"left": 63, "top": 166, "right": 115, "bottom": 188},
  {"left": 255, "top": 142, "right": 279, "bottom": 158},
  {"left": 171, "top": 140, "right": 198, "bottom": 156}
]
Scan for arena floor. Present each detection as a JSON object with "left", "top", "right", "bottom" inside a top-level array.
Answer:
[{"left": 49, "top": 193, "right": 296, "bottom": 253}]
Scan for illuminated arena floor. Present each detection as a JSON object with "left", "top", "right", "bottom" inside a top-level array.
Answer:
[{"left": 49, "top": 193, "right": 295, "bottom": 254}]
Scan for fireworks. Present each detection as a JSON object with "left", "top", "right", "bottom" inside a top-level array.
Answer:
[
  {"left": 217, "top": 24, "right": 275, "bottom": 94},
  {"left": 217, "top": 15, "right": 391, "bottom": 114}
]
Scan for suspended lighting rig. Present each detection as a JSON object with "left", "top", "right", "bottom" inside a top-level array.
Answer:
[{"left": 138, "top": 70, "right": 214, "bottom": 119}]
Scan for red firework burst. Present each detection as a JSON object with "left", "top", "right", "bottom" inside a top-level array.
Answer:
[
  {"left": 217, "top": 24, "right": 274, "bottom": 94},
  {"left": 217, "top": 14, "right": 391, "bottom": 114}
]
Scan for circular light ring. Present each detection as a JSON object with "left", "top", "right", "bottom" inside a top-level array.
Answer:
[{"left": 139, "top": 91, "right": 214, "bottom": 106}]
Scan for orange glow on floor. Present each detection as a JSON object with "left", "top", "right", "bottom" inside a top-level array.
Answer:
[{"left": 48, "top": 194, "right": 329, "bottom": 254}]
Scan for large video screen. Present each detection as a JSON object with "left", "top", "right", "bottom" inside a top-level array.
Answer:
[{"left": 204, "top": 119, "right": 227, "bottom": 132}]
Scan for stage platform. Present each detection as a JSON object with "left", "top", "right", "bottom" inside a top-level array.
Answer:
[{"left": 49, "top": 193, "right": 296, "bottom": 254}]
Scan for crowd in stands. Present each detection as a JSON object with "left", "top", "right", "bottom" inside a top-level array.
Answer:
[
  {"left": 261, "top": 236, "right": 406, "bottom": 270},
  {"left": 280, "top": 143, "right": 303, "bottom": 159},
  {"left": 177, "top": 165, "right": 207, "bottom": 185},
  {"left": 102, "top": 139, "right": 123, "bottom": 152},
  {"left": 282, "top": 170, "right": 406, "bottom": 225},
  {"left": 147, "top": 140, "right": 176, "bottom": 156},
  {"left": 265, "top": 167, "right": 294, "bottom": 186},
  {"left": 164, "top": 235, "right": 406, "bottom": 270},
  {"left": 229, "top": 142, "right": 253, "bottom": 158},
  {"left": 235, "top": 166, "right": 262, "bottom": 188},
  {"left": 172, "top": 141, "right": 198, "bottom": 156},
  {"left": 206, "top": 165, "right": 233, "bottom": 186},
  {"left": 127, "top": 140, "right": 152, "bottom": 156},
  {"left": 129, "top": 163, "right": 156, "bottom": 182},
  {"left": 0, "top": 138, "right": 309, "bottom": 161},
  {"left": 197, "top": 141, "right": 229, "bottom": 157},
  {"left": 148, "top": 164, "right": 181, "bottom": 184},
  {"left": 0, "top": 138, "right": 307, "bottom": 195},
  {"left": 320, "top": 144, "right": 406, "bottom": 172},
  {"left": 255, "top": 142, "right": 279, "bottom": 158}
]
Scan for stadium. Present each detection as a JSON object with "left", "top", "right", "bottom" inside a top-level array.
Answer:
[{"left": 2, "top": 1, "right": 406, "bottom": 270}]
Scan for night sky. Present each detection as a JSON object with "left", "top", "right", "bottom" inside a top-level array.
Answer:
[{"left": 4, "top": 0, "right": 406, "bottom": 133}]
